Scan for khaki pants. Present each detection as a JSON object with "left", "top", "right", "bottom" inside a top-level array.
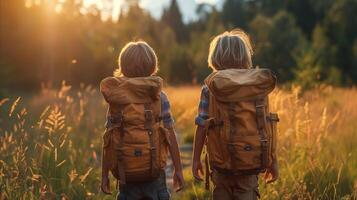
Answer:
[{"left": 212, "top": 172, "right": 259, "bottom": 200}]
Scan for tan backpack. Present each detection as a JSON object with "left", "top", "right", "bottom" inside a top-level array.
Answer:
[
  {"left": 100, "top": 76, "right": 169, "bottom": 186},
  {"left": 203, "top": 68, "right": 279, "bottom": 184}
]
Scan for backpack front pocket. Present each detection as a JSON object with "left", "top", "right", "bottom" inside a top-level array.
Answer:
[
  {"left": 228, "top": 135, "right": 262, "bottom": 170},
  {"left": 119, "top": 144, "right": 151, "bottom": 173}
]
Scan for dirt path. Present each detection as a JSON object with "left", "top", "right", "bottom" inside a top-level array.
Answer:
[{"left": 165, "top": 144, "right": 193, "bottom": 187}]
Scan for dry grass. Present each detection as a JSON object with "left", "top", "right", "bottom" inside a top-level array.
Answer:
[{"left": 0, "top": 83, "right": 356, "bottom": 199}]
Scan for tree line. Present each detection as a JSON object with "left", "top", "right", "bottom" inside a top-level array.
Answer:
[{"left": 1, "top": 0, "right": 357, "bottom": 93}]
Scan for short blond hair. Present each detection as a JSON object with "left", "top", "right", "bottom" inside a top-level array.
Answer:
[
  {"left": 115, "top": 41, "right": 158, "bottom": 77},
  {"left": 208, "top": 29, "right": 253, "bottom": 70}
]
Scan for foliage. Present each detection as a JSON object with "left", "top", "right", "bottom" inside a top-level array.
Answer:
[
  {"left": 250, "top": 11, "right": 305, "bottom": 82},
  {"left": 1, "top": 1, "right": 357, "bottom": 199},
  {"left": 221, "top": 0, "right": 248, "bottom": 29},
  {"left": 162, "top": 0, "right": 188, "bottom": 43},
  {"left": 0, "top": 83, "right": 105, "bottom": 199},
  {"left": 1, "top": 85, "right": 357, "bottom": 199},
  {"left": 1, "top": 0, "right": 357, "bottom": 89}
]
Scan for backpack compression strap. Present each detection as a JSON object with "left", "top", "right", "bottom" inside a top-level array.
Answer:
[
  {"left": 116, "top": 111, "right": 126, "bottom": 186},
  {"left": 227, "top": 102, "right": 237, "bottom": 169},
  {"left": 203, "top": 95, "right": 224, "bottom": 190},
  {"left": 255, "top": 99, "right": 268, "bottom": 169},
  {"left": 144, "top": 103, "right": 159, "bottom": 179}
]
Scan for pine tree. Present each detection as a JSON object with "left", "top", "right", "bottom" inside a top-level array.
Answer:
[
  {"left": 221, "top": 0, "right": 247, "bottom": 28},
  {"left": 161, "top": 0, "right": 188, "bottom": 42}
]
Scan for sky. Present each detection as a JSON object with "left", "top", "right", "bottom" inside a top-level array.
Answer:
[
  {"left": 139, "top": 0, "right": 212, "bottom": 22},
  {"left": 82, "top": 0, "right": 223, "bottom": 22}
]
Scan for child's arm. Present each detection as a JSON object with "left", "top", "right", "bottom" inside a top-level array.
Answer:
[
  {"left": 166, "top": 128, "right": 185, "bottom": 192},
  {"left": 101, "top": 150, "right": 112, "bottom": 194},
  {"left": 264, "top": 157, "right": 279, "bottom": 184},
  {"left": 192, "top": 125, "right": 206, "bottom": 181},
  {"left": 101, "top": 111, "right": 111, "bottom": 194}
]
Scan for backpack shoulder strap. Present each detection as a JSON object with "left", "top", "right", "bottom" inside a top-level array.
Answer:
[
  {"left": 115, "top": 110, "right": 126, "bottom": 186},
  {"left": 104, "top": 107, "right": 126, "bottom": 186},
  {"left": 204, "top": 90, "right": 224, "bottom": 129},
  {"left": 204, "top": 91, "right": 224, "bottom": 190},
  {"left": 227, "top": 102, "right": 236, "bottom": 155}
]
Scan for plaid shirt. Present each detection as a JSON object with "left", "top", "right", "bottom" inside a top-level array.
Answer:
[
  {"left": 160, "top": 92, "right": 174, "bottom": 128},
  {"left": 195, "top": 85, "right": 210, "bottom": 126}
]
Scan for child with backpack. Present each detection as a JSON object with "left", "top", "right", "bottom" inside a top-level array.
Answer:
[
  {"left": 100, "top": 41, "right": 184, "bottom": 200},
  {"left": 192, "top": 29, "right": 279, "bottom": 200}
]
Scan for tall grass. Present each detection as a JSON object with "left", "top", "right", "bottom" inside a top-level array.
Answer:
[
  {"left": 0, "top": 82, "right": 107, "bottom": 199},
  {"left": 0, "top": 83, "right": 356, "bottom": 199}
]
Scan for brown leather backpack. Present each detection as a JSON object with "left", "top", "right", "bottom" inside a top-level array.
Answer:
[
  {"left": 100, "top": 76, "right": 169, "bottom": 185},
  {"left": 203, "top": 68, "right": 279, "bottom": 182}
]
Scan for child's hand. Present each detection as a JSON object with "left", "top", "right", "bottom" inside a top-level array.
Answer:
[
  {"left": 264, "top": 159, "right": 279, "bottom": 184},
  {"left": 173, "top": 170, "right": 185, "bottom": 192},
  {"left": 101, "top": 176, "right": 112, "bottom": 195},
  {"left": 192, "top": 160, "right": 204, "bottom": 181}
]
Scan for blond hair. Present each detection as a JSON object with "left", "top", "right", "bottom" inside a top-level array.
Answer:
[
  {"left": 115, "top": 41, "right": 158, "bottom": 77},
  {"left": 208, "top": 29, "right": 253, "bottom": 70}
]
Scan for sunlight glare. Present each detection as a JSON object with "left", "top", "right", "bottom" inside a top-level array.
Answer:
[
  {"left": 25, "top": 0, "right": 43, "bottom": 8},
  {"left": 55, "top": 4, "right": 63, "bottom": 13},
  {"left": 82, "top": 0, "right": 123, "bottom": 21},
  {"left": 83, "top": 0, "right": 104, "bottom": 10}
]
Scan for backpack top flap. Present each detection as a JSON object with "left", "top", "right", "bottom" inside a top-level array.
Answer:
[
  {"left": 100, "top": 76, "right": 162, "bottom": 104},
  {"left": 205, "top": 68, "right": 276, "bottom": 102}
]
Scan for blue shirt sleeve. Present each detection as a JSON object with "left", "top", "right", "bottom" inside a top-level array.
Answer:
[
  {"left": 195, "top": 85, "right": 210, "bottom": 126},
  {"left": 160, "top": 92, "right": 174, "bottom": 128}
]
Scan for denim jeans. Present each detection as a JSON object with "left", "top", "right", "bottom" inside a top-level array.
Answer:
[{"left": 117, "top": 171, "right": 170, "bottom": 200}]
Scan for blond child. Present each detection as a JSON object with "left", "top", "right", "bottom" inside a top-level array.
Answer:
[{"left": 192, "top": 29, "right": 279, "bottom": 200}]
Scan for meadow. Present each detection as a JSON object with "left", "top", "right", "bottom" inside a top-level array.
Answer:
[{"left": 0, "top": 83, "right": 356, "bottom": 200}]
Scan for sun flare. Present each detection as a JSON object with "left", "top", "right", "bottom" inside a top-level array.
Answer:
[
  {"left": 82, "top": 0, "right": 123, "bottom": 19},
  {"left": 25, "top": 0, "right": 124, "bottom": 20}
]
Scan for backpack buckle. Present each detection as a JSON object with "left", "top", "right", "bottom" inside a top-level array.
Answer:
[
  {"left": 144, "top": 109, "right": 153, "bottom": 121},
  {"left": 117, "top": 149, "right": 124, "bottom": 159},
  {"left": 227, "top": 143, "right": 235, "bottom": 153},
  {"left": 260, "top": 139, "right": 268, "bottom": 150},
  {"left": 106, "top": 113, "right": 123, "bottom": 128},
  {"left": 267, "top": 113, "right": 279, "bottom": 122},
  {"left": 210, "top": 119, "right": 223, "bottom": 128}
]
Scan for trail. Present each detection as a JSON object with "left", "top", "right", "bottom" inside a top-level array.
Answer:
[{"left": 165, "top": 143, "right": 193, "bottom": 187}]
